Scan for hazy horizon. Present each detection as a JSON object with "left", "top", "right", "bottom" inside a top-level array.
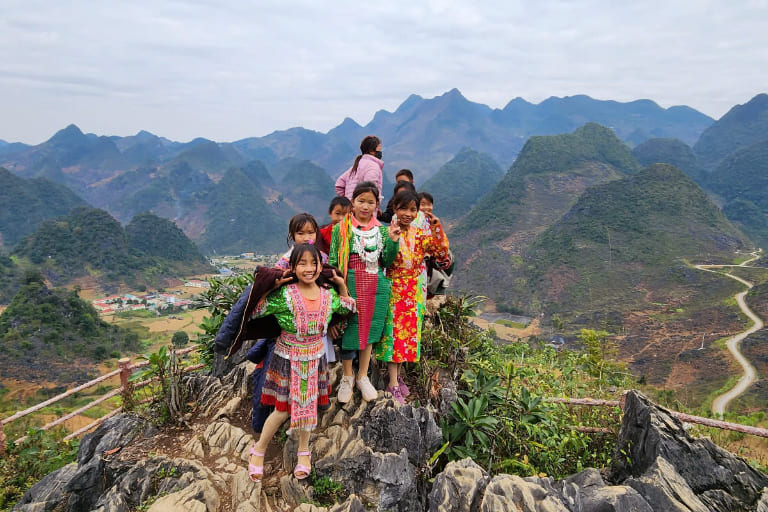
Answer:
[{"left": 2, "top": 1, "right": 767, "bottom": 144}]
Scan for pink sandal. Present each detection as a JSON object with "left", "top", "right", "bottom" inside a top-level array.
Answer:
[
  {"left": 249, "top": 444, "right": 265, "bottom": 482},
  {"left": 294, "top": 450, "right": 312, "bottom": 480}
]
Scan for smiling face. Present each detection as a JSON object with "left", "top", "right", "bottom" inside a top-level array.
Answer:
[
  {"left": 419, "top": 198, "right": 433, "bottom": 215},
  {"left": 292, "top": 250, "right": 321, "bottom": 285},
  {"left": 352, "top": 191, "right": 378, "bottom": 223},
  {"left": 395, "top": 200, "right": 419, "bottom": 228},
  {"left": 293, "top": 222, "right": 317, "bottom": 245}
]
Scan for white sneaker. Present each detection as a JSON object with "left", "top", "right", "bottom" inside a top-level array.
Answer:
[
  {"left": 356, "top": 376, "right": 378, "bottom": 402},
  {"left": 337, "top": 376, "right": 354, "bottom": 403}
]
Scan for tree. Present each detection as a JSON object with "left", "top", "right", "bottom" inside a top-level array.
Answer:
[{"left": 171, "top": 330, "right": 189, "bottom": 347}]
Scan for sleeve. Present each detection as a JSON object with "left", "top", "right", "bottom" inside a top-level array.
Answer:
[
  {"left": 213, "top": 285, "right": 252, "bottom": 353},
  {"left": 380, "top": 226, "right": 400, "bottom": 268},
  {"left": 377, "top": 202, "right": 394, "bottom": 223},
  {"left": 250, "top": 288, "right": 289, "bottom": 320},
  {"left": 328, "top": 223, "right": 340, "bottom": 268},
  {"left": 422, "top": 221, "right": 450, "bottom": 266},
  {"left": 274, "top": 250, "right": 291, "bottom": 270},
  {"left": 335, "top": 170, "right": 348, "bottom": 197},
  {"left": 330, "top": 288, "right": 356, "bottom": 316}
]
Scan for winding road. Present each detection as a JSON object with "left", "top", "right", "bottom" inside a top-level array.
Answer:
[{"left": 695, "top": 251, "right": 763, "bottom": 417}]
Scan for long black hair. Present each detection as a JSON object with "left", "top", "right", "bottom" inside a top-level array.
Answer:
[{"left": 350, "top": 135, "right": 381, "bottom": 175}]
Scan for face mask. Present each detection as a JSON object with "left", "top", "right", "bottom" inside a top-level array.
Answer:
[{"left": 374, "top": 150, "right": 382, "bottom": 160}]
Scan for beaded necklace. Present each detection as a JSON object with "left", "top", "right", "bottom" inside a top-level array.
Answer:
[{"left": 350, "top": 224, "right": 383, "bottom": 274}]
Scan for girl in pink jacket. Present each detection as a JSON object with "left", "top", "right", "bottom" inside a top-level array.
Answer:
[{"left": 335, "top": 135, "right": 384, "bottom": 204}]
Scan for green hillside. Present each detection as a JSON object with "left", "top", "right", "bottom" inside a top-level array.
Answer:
[
  {"left": 421, "top": 148, "right": 504, "bottom": 220},
  {"left": 200, "top": 167, "right": 286, "bottom": 254},
  {"left": 13, "top": 207, "right": 134, "bottom": 281},
  {"left": 278, "top": 159, "right": 335, "bottom": 220},
  {"left": 0, "top": 168, "right": 87, "bottom": 249},
  {"left": 0, "top": 272, "right": 140, "bottom": 381},
  {"left": 526, "top": 164, "right": 750, "bottom": 314},
  {"left": 632, "top": 138, "right": 702, "bottom": 183},
  {"left": 12, "top": 207, "right": 210, "bottom": 286},
  {"left": 125, "top": 212, "right": 211, "bottom": 271},
  {"left": 694, "top": 93, "right": 768, "bottom": 169},
  {"left": 708, "top": 140, "right": 768, "bottom": 245},
  {"left": 453, "top": 123, "right": 637, "bottom": 246},
  {"left": 0, "top": 254, "right": 24, "bottom": 304},
  {"left": 503, "top": 122, "right": 640, "bottom": 178}
]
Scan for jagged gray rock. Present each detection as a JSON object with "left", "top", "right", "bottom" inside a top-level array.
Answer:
[
  {"left": 16, "top": 368, "right": 768, "bottom": 512},
  {"left": 360, "top": 400, "right": 443, "bottom": 465},
  {"left": 609, "top": 390, "right": 768, "bottom": 511},
  {"left": 428, "top": 458, "right": 490, "bottom": 512},
  {"left": 15, "top": 413, "right": 157, "bottom": 512},
  {"left": 480, "top": 474, "right": 570, "bottom": 512}
]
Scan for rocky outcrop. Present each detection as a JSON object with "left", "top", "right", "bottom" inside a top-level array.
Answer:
[
  {"left": 427, "top": 391, "right": 768, "bottom": 512},
  {"left": 15, "top": 370, "right": 768, "bottom": 512},
  {"left": 609, "top": 390, "right": 768, "bottom": 511}
]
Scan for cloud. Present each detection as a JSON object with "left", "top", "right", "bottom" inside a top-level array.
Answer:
[{"left": 1, "top": 0, "right": 767, "bottom": 143}]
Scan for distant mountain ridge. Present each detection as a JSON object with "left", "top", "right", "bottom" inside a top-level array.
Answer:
[
  {"left": 0, "top": 90, "right": 723, "bottom": 253},
  {"left": 1, "top": 90, "right": 713, "bottom": 180},
  {"left": 694, "top": 93, "right": 768, "bottom": 169}
]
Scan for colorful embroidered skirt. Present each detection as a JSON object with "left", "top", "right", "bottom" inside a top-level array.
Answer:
[
  {"left": 341, "top": 253, "right": 391, "bottom": 352},
  {"left": 376, "top": 272, "right": 425, "bottom": 363},
  {"left": 261, "top": 335, "right": 329, "bottom": 432}
]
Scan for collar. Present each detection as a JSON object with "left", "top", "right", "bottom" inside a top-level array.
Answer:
[
  {"left": 350, "top": 214, "right": 381, "bottom": 230},
  {"left": 361, "top": 153, "right": 383, "bottom": 169}
]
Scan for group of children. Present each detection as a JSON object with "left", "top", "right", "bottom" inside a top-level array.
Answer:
[{"left": 214, "top": 144, "right": 452, "bottom": 483}]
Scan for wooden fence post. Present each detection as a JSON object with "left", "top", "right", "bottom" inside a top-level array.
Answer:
[{"left": 118, "top": 358, "right": 132, "bottom": 406}]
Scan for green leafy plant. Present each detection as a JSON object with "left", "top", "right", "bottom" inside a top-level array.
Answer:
[
  {"left": 425, "top": 298, "right": 630, "bottom": 479},
  {"left": 193, "top": 273, "right": 254, "bottom": 367},
  {"left": 308, "top": 473, "right": 346, "bottom": 506},
  {"left": 0, "top": 428, "right": 79, "bottom": 510},
  {"left": 130, "top": 345, "right": 186, "bottom": 424}
]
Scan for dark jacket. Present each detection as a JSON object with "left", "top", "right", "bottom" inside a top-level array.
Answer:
[
  {"left": 213, "top": 264, "right": 347, "bottom": 359},
  {"left": 377, "top": 198, "right": 395, "bottom": 224}
]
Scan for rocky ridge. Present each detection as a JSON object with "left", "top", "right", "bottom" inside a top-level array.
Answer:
[{"left": 15, "top": 359, "right": 768, "bottom": 511}]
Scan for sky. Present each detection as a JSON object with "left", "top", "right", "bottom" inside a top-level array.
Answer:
[{"left": 2, "top": 0, "right": 767, "bottom": 144}]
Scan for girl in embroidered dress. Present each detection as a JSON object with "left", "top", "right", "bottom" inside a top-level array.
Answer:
[
  {"left": 247, "top": 244, "right": 355, "bottom": 482},
  {"left": 375, "top": 190, "right": 450, "bottom": 404},
  {"left": 329, "top": 181, "right": 401, "bottom": 403}
]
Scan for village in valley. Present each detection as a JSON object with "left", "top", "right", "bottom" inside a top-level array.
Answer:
[{"left": 89, "top": 253, "right": 278, "bottom": 317}]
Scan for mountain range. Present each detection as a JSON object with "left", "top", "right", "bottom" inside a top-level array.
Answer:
[
  {"left": 624, "top": 94, "right": 768, "bottom": 247},
  {"left": 0, "top": 90, "right": 718, "bottom": 255},
  {"left": 449, "top": 121, "right": 752, "bottom": 319}
]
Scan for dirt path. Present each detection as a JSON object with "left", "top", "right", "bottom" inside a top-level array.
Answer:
[{"left": 695, "top": 251, "right": 764, "bottom": 417}]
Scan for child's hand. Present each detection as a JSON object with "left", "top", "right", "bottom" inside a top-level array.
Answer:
[
  {"left": 424, "top": 211, "right": 441, "bottom": 227},
  {"left": 272, "top": 269, "right": 294, "bottom": 289},
  {"left": 328, "top": 323, "right": 343, "bottom": 339},
  {"left": 388, "top": 221, "right": 401, "bottom": 241},
  {"left": 329, "top": 269, "right": 346, "bottom": 289}
]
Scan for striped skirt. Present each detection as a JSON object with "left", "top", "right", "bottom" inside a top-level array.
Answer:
[{"left": 260, "top": 352, "right": 330, "bottom": 431}]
